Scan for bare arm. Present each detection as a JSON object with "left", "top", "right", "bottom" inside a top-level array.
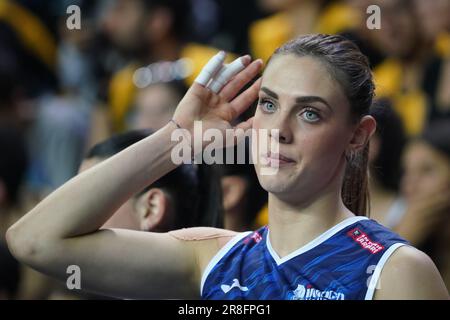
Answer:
[
  {"left": 7, "top": 124, "right": 201, "bottom": 299},
  {"left": 6, "top": 53, "right": 262, "bottom": 299},
  {"left": 374, "top": 246, "right": 449, "bottom": 300}
]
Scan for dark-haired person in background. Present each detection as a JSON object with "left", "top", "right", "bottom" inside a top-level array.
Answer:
[
  {"left": 341, "top": 0, "right": 450, "bottom": 137},
  {"left": 249, "top": 0, "right": 359, "bottom": 62},
  {"left": 128, "top": 81, "right": 186, "bottom": 131},
  {"left": 0, "top": 126, "right": 41, "bottom": 300},
  {"left": 0, "top": 241, "right": 20, "bottom": 300},
  {"left": 81, "top": 129, "right": 224, "bottom": 231},
  {"left": 0, "top": 126, "right": 27, "bottom": 240},
  {"left": 104, "top": 0, "right": 237, "bottom": 133},
  {"left": 396, "top": 120, "right": 450, "bottom": 291},
  {"left": 48, "top": 129, "right": 224, "bottom": 299},
  {"left": 221, "top": 143, "right": 267, "bottom": 232},
  {"left": 368, "top": 101, "right": 407, "bottom": 228}
]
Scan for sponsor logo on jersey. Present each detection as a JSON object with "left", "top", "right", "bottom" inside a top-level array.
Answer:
[
  {"left": 289, "top": 284, "right": 345, "bottom": 300},
  {"left": 221, "top": 279, "right": 249, "bottom": 294},
  {"left": 348, "top": 228, "right": 384, "bottom": 254},
  {"left": 244, "top": 231, "right": 263, "bottom": 244}
]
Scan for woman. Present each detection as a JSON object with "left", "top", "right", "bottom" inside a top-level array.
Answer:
[
  {"left": 396, "top": 120, "right": 450, "bottom": 290},
  {"left": 6, "top": 34, "right": 448, "bottom": 300},
  {"left": 82, "top": 129, "right": 224, "bottom": 232},
  {"left": 368, "top": 101, "right": 407, "bottom": 228}
]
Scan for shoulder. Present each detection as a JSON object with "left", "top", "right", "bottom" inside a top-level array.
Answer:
[
  {"left": 168, "top": 227, "right": 241, "bottom": 277},
  {"left": 168, "top": 227, "right": 238, "bottom": 247},
  {"left": 374, "top": 245, "right": 449, "bottom": 299},
  {"left": 359, "top": 218, "right": 407, "bottom": 244}
]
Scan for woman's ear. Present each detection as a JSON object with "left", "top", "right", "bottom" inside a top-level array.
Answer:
[
  {"left": 348, "top": 115, "right": 377, "bottom": 152},
  {"left": 136, "top": 188, "right": 168, "bottom": 232}
]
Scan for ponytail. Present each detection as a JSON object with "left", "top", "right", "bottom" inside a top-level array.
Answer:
[{"left": 342, "top": 144, "right": 370, "bottom": 216}]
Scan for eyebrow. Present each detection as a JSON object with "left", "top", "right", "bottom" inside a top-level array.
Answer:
[
  {"left": 260, "top": 87, "right": 332, "bottom": 112},
  {"left": 295, "top": 96, "right": 332, "bottom": 112},
  {"left": 261, "top": 87, "right": 278, "bottom": 99}
]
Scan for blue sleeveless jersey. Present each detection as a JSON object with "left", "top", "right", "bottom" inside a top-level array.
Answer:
[{"left": 201, "top": 216, "right": 409, "bottom": 300}]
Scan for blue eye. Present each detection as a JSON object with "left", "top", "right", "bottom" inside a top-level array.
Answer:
[
  {"left": 301, "top": 109, "right": 320, "bottom": 122},
  {"left": 259, "top": 99, "right": 277, "bottom": 113}
]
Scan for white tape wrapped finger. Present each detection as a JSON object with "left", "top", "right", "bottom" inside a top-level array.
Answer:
[
  {"left": 194, "top": 51, "right": 226, "bottom": 86},
  {"left": 208, "top": 57, "right": 246, "bottom": 93}
]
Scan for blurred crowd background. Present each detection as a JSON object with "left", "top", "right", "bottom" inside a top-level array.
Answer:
[{"left": 0, "top": 0, "right": 449, "bottom": 299}]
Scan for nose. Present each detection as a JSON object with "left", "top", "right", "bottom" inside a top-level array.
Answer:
[{"left": 268, "top": 113, "right": 293, "bottom": 144}]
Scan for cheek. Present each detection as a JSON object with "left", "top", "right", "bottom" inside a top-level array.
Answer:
[
  {"left": 296, "top": 125, "right": 348, "bottom": 164},
  {"left": 252, "top": 111, "right": 274, "bottom": 148},
  {"left": 252, "top": 109, "right": 265, "bottom": 130}
]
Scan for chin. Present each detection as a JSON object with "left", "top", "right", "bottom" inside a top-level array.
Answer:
[{"left": 257, "top": 170, "right": 296, "bottom": 194}]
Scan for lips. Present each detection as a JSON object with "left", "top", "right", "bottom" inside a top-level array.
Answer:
[{"left": 260, "top": 152, "right": 296, "bottom": 167}]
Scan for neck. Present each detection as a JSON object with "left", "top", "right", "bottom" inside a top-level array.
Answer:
[{"left": 267, "top": 179, "right": 354, "bottom": 258}]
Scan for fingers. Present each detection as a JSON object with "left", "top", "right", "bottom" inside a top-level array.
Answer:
[
  {"left": 235, "top": 117, "right": 254, "bottom": 132},
  {"left": 194, "top": 51, "right": 226, "bottom": 86},
  {"left": 220, "top": 59, "right": 263, "bottom": 101},
  {"left": 230, "top": 117, "right": 254, "bottom": 146},
  {"left": 208, "top": 55, "right": 251, "bottom": 93},
  {"left": 229, "top": 78, "right": 262, "bottom": 119},
  {"left": 194, "top": 51, "right": 262, "bottom": 103}
]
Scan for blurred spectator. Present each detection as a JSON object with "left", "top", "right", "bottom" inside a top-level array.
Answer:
[
  {"left": 128, "top": 81, "right": 186, "bottom": 130},
  {"left": 0, "top": 52, "right": 29, "bottom": 128},
  {"left": 249, "top": 0, "right": 360, "bottom": 62},
  {"left": 368, "top": 101, "right": 407, "bottom": 227},
  {"left": 413, "top": 0, "right": 450, "bottom": 123},
  {"left": 81, "top": 129, "right": 224, "bottom": 231},
  {"left": 0, "top": 126, "right": 53, "bottom": 301},
  {"left": 0, "top": 0, "right": 58, "bottom": 96},
  {"left": 396, "top": 120, "right": 450, "bottom": 290},
  {"left": 104, "top": 0, "right": 237, "bottom": 132},
  {"left": 0, "top": 241, "right": 20, "bottom": 300},
  {"left": 26, "top": 1, "right": 103, "bottom": 192},
  {"left": 344, "top": 0, "right": 450, "bottom": 136},
  {"left": 220, "top": 142, "right": 267, "bottom": 231},
  {"left": 0, "top": 126, "right": 27, "bottom": 238},
  {"left": 47, "top": 129, "right": 224, "bottom": 299},
  {"left": 414, "top": 0, "right": 450, "bottom": 52},
  {"left": 210, "top": 0, "right": 264, "bottom": 54}
]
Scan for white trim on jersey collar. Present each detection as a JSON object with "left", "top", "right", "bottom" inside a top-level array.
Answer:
[
  {"left": 266, "top": 216, "right": 369, "bottom": 266},
  {"left": 200, "top": 231, "right": 252, "bottom": 296}
]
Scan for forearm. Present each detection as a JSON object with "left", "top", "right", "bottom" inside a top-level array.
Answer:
[{"left": 8, "top": 123, "right": 179, "bottom": 242}]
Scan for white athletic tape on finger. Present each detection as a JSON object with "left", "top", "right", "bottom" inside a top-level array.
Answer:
[
  {"left": 194, "top": 51, "right": 226, "bottom": 86},
  {"left": 208, "top": 57, "right": 246, "bottom": 93},
  {"left": 206, "top": 65, "right": 226, "bottom": 88}
]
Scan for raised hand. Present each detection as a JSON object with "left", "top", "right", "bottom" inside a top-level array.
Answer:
[{"left": 172, "top": 51, "right": 263, "bottom": 137}]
